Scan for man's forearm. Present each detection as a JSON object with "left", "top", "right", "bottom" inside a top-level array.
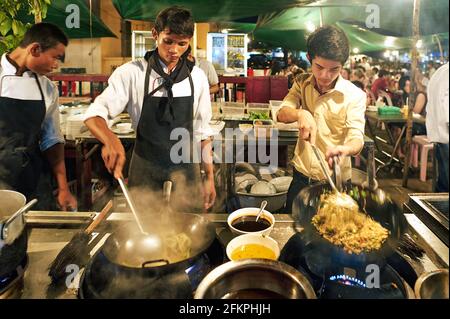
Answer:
[
  {"left": 277, "top": 106, "right": 301, "bottom": 123},
  {"left": 210, "top": 84, "right": 220, "bottom": 95},
  {"left": 201, "top": 138, "right": 214, "bottom": 179},
  {"left": 84, "top": 116, "right": 115, "bottom": 146},
  {"left": 342, "top": 139, "right": 364, "bottom": 157},
  {"left": 44, "top": 143, "right": 70, "bottom": 191}
]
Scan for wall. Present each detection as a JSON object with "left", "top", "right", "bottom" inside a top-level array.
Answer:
[{"left": 62, "top": 38, "right": 102, "bottom": 74}]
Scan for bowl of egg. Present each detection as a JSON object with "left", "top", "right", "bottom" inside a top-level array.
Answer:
[{"left": 226, "top": 233, "right": 280, "bottom": 261}]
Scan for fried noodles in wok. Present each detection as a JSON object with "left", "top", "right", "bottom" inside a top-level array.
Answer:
[{"left": 312, "top": 193, "right": 389, "bottom": 254}]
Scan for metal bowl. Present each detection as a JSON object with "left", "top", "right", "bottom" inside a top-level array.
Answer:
[
  {"left": 414, "top": 269, "right": 449, "bottom": 299},
  {"left": 194, "top": 259, "right": 316, "bottom": 299}
]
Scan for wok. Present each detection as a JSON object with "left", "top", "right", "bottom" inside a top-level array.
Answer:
[
  {"left": 291, "top": 182, "right": 407, "bottom": 273},
  {"left": 102, "top": 212, "right": 216, "bottom": 270},
  {"left": 81, "top": 212, "right": 217, "bottom": 299}
]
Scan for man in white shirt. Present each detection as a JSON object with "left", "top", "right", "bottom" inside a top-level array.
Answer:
[
  {"left": 84, "top": 6, "right": 216, "bottom": 212},
  {"left": 0, "top": 23, "right": 77, "bottom": 210},
  {"left": 426, "top": 63, "right": 449, "bottom": 192}
]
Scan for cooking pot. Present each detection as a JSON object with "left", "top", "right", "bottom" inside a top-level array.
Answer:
[
  {"left": 194, "top": 259, "right": 316, "bottom": 299},
  {"left": 80, "top": 212, "right": 218, "bottom": 299},
  {"left": 414, "top": 269, "right": 449, "bottom": 299},
  {"left": 0, "top": 190, "right": 37, "bottom": 276},
  {"left": 291, "top": 182, "right": 407, "bottom": 275}
]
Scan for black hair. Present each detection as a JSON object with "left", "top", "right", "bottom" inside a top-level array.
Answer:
[
  {"left": 307, "top": 25, "right": 349, "bottom": 65},
  {"left": 352, "top": 80, "right": 364, "bottom": 90},
  {"left": 19, "top": 23, "right": 68, "bottom": 51},
  {"left": 378, "top": 69, "right": 390, "bottom": 78},
  {"left": 372, "top": 67, "right": 379, "bottom": 74},
  {"left": 154, "top": 6, "right": 194, "bottom": 37}
]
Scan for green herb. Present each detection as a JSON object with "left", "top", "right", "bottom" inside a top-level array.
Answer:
[{"left": 248, "top": 111, "right": 270, "bottom": 121}]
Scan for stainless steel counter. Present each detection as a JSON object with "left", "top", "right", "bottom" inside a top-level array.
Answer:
[{"left": 18, "top": 212, "right": 447, "bottom": 299}]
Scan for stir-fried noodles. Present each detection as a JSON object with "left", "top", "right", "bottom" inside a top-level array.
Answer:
[{"left": 312, "top": 193, "right": 389, "bottom": 254}]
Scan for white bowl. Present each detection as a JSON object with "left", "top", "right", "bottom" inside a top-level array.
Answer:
[
  {"left": 227, "top": 207, "right": 275, "bottom": 236},
  {"left": 239, "top": 124, "right": 253, "bottom": 135},
  {"left": 226, "top": 233, "right": 280, "bottom": 261}
]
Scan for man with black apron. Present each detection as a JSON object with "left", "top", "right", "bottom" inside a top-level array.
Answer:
[
  {"left": 0, "top": 23, "right": 77, "bottom": 210},
  {"left": 85, "top": 6, "right": 216, "bottom": 213}
]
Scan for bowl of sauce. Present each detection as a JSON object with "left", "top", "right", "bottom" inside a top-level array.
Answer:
[
  {"left": 226, "top": 234, "right": 280, "bottom": 261},
  {"left": 227, "top": 207, "right": 275, "bottom": 236}
]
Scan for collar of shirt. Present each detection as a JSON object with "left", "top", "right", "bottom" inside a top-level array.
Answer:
[
  {"left": 303, "top": 73, "right": 346, "bottom": 96},
  {"left": 1, "top": 53, "right": 34, "bottom": 77}
]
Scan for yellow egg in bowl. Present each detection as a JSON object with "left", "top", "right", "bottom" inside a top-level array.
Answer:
[{"left": 226, "top": 234, "right": 280, "bottom": 261}]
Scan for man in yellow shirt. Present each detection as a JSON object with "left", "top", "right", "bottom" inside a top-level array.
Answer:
[{"left": 277, "top": 25, "right": 366, "bottom": 213}]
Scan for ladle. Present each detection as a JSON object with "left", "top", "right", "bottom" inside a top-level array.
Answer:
[
  {"left": 255, "top": 200, "right": 268, "bottom": 222},
  {"left": 118, "top": 177, "right": 147, "bottom": 234},
  {"left": 310, "top": 144, "right": 358, "bottom": 210}
]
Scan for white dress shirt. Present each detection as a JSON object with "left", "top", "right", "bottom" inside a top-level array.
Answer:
[
  {"left": 0, "top": 54, "right": 64, "bottom": 152},
  {"left": 426, "top": 63, "right": 449, "bottom": 144},
  {"left": 84, "top": 58, "right": 213, "bottom": 141}
]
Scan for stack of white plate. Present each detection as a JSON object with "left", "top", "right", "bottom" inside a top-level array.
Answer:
[{"left": 65, "top": 114, "right": 87, "bottom": 139}]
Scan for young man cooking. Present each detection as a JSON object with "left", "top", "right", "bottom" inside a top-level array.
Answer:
[
  {"left": 0, "top": 23, "right": 77, "bottom": 210},
  {"left": 84, "top": 6, "right": 216, "bottom": 212},
  {"left": 277, "top": 25, "right": 366, "bottom": 213}
]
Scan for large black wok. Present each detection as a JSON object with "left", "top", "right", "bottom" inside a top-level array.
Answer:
[
  {"left": 291, "top": 182, "right": 407, "bottom": 275},
  {"left": 80, "top": 212, "right": 217, "bottom": 299}
]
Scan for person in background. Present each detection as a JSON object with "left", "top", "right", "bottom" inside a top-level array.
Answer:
[
  {"left": 188, "top": 51, "right": 220, "bottom": 97},
  {"left": 359, "top": 56, "right": 371, "bottom": 72},
  {"left": 84, "top": 6, "right": 216, "bottom": 212},
  {"left": 0, "top": 23, "right": 77, "bottom": 210},
  {"left": 277, "top": 25, "right": 366, "bottom": 213},
  {"left": 427, "top": 61, "right": 437, "bottom": 79},
  {"left": 270, "top": 59, "right": 284, "bottom": 76},
  {"left": 371, "top": 69, "right": 391, "bottom": 100},
  {"left": 426, "top": 63, "right": 449, "bottom": 192},
  {"left": 340, "top": 67, "right": 350, "bottom": 80}
]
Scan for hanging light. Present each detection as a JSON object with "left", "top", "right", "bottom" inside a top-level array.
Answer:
[
  {"left": 416, "top": 40, "right": 423, "bottom": 49},
  {"left": 353, "top": 48, "right": 360, "bottom": 54},
  {"left": 305, "top": 21, "right": 316, "bottom": 33}
]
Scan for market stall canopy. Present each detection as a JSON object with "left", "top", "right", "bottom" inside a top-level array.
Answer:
[
  {"left": 19, "top": 0, "right": 116, "bottom": 38},
  {"left": 255, "top": 0, "right": 449, "bottom": 37},
  {"left": 111, "top": 0, "right": 313, "bottom": 22}
]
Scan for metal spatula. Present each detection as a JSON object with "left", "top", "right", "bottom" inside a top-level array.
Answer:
[
  {"left": 118, "top": 177, "right": 147, "bottom": 234},
  {"left": 310, "top": 144, "right": 358, "bottom": 210}
]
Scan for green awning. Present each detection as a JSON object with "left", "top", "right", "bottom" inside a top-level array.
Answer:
[
  {"left": 19, "top": 0, "right": 116, "bottom": 39},
  {"left": 255, "top": 0, "right": 449, "bottom": 37},
  {"left": 112, "top": 0, "right": 311, "bottom": 22}
]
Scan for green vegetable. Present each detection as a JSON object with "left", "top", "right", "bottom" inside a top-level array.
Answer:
[{"left": 248, "top": 111, "right": 270, "bottom": 121}]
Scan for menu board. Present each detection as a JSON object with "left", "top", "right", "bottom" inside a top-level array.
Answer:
[{"left": 207, "top": 33, "right": 247, "bottom": 76}]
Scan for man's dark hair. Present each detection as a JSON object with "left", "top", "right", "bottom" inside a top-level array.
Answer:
[
  {"left": 307, "top": 25, "right": 349, "bottom": 65},
  {"left": 19, "top": 23, "right": 68, "bottom": 51},
  {"left": 154, "top": 6, "right": 194, "bottom": 37},
  {"left": 378, "top": 69, "right": 390, "bottom": 78},
  {"left": 372, "top": 67, "right": 379, "bottom": 74},
  {"left": 351, "top": 80, "right": 364, "bottom": 90}
]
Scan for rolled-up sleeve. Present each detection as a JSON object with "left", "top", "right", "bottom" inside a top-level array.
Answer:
[
  {"left": 195, "top": 71, "right": 214, "bottom": 141},
  {"left": 40, "top": 87, "right": 65, "bottom": 152},
  {"left": 84, "top": 64, "right": 131, "bottom": 123},
  {"left": 281, "top": 80, "right": 302, "bottom": 110},
  {"left": 344, "top": 91, "right": 366, "bottom": 147}
]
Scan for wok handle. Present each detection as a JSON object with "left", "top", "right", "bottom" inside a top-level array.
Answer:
[{"left": 142, "top": 259, "right": 170, "bottom": 268}]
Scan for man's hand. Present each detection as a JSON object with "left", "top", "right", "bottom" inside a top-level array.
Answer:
[
  {"left": 101, "top": 137, "right": 126, "bottom": 180},
  {"left": 85, "top": 117, "right": 126, "bottom": 180},
  {"left": 325, "top": 145, "right": 351, "bottom": 169},
  {"left": 57, "top": 189, "right": 77, "bottom": 211},
  {"left": 297, "top": 109, "right": 317, "bottom": 144},
  {"left": 202, "top": 176, "right": 216, "bottom": 213}
]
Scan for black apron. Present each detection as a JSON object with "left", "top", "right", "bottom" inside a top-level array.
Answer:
[
  {"left": 0, "top": 73, "right": 46, "bottom": 200},
  {"left": 128, "top": 52, "right": 202, "bottom": 213}
]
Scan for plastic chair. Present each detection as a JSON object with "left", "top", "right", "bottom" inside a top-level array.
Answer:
[{"left": 412, "top": 135, "right": 434, "bottom": 182}]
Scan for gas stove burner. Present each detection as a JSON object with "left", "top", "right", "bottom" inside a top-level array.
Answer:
[
  {"left": 0, "top": 255, "right": 28, "bottom": 299},
  {"left": 279, "top": 233, "right": 416, "bottom": 299},
  {"left": 329, "top": 274, "right": 367, "bottom": 288},
  {"left": 79, "top": 238, "right": 224, "bottom": 299}
]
